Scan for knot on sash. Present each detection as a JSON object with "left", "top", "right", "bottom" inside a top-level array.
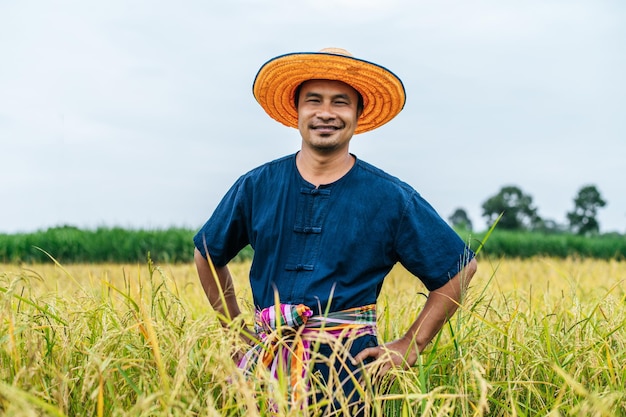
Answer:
[{"left": 254, "top": 303, "right": 313, "bottom": 337}]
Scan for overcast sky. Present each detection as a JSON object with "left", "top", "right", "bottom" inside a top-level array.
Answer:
[{"left": 1, "top": 0, "right": 625, "bottom": 235}]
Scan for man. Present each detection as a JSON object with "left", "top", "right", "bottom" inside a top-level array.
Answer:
[{"left": 194, "top": 47, "right": 477, "bottom": 411}]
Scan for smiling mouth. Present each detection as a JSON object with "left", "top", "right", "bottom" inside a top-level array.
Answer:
[{"left": 311, "top": 125, "right": 342, "bottom": 133}]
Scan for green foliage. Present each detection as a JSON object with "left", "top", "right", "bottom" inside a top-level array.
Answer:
[
  {"left": 1, "top": 226, "right": 624, "bottom": 263},
  {"left": 0, "top": 226, "right": 254, "bottom": 264},
  {"left": 481, "top": 185, "right": 542, "bottom": 231},
  {"left": 0, "top": 226, "right": 193, "bottom": 263},
  {"left": 448, "top": 208, "right": 473, "bottom": 232},
  {"left": 567, "top": 184, "right": 607, "bottom": 236},
  {"left": 465, "top": 229, "right": 626, "bottom": 260}
]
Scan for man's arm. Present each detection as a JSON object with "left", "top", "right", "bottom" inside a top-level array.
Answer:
[
  {"left": 354, "top": 258, "right": 477, "bottom": 373},
  {"left": 194, "top": 248, "right": 242, "bottom": 324}
]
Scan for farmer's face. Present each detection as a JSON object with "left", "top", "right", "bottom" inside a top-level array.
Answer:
[{"left": 297, "top": 79, "right": 360, "bottom": 154}]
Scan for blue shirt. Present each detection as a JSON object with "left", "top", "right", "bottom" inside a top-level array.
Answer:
[{"left": 194, "top": 153, "right": 474, "bottom": 314}]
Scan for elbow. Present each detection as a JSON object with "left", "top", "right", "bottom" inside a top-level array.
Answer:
[
  {"left": 194, "top": 247, "right": 209, "bottom": 268},
  {"left": 459, "top": 259, "right": 477, "bottom": 305},
  {"left": 460, "top": 258, "right": 478, "bottom": 287},
  {"left": 465, "top": 257, "right": 478, "bottom": 280}
]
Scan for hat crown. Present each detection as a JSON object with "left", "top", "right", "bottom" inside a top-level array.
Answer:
[{"left": 318, "top": 47, "right": 353, "bottom": 57}]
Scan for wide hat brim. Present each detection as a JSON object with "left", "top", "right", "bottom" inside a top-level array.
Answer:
[{"left": 253, "top": 50, "right": 406, "bottom": 134}]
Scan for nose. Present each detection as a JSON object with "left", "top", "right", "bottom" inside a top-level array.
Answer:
[{"left": 315, "top": 102, "right": 335, "bottom": 120}]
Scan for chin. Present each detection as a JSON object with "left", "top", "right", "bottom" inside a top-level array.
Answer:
[{"left": 311, "top": 142, "right": 342, "bottom": 153}]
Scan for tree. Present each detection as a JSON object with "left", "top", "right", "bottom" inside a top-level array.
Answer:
[
  {"left": 481, "top": 185, "right": 542, "bottom": 231},
  {"left": 448, "top": 208, "right": 473, "bottom": 231},
  {"left": 567, "top": 185, "right": 607, "bottom": 235},
  {"left": 533, "top": 218, "right": 567, "bottom": 234}
]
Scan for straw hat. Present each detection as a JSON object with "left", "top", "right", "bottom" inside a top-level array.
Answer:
[{"left": 253, "top": 48, "right": 406, "bottom": 134}]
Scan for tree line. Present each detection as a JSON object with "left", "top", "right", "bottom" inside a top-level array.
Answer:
[
  {"left": 0, "top": 183, "right": 623, "bottom": 263},
  {"left": 1, "top": 224, "right": 624, "bottom": 263},
  {"left": 449, "top": 184, "right": 612, "bottom": 235}
]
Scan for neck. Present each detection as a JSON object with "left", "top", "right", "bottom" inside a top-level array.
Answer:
[{"left": 296, "top": 148, "right": 355, "bottom": 187}]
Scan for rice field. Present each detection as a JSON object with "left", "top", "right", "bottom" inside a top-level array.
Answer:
[{"left": 1, "top": 257, "right": 625, "bottom": 416}]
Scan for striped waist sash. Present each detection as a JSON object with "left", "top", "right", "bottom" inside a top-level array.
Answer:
[{"left": 237, "top": 304, "right": 377, "bottom": 400}]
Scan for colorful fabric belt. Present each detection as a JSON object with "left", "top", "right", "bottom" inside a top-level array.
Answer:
[{"left": 237, "top": 303, "right": 377, "bottom": 401}]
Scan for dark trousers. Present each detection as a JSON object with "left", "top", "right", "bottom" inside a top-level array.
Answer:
[{"left": 309, "top": 334, "right": 378, "bottom": 416}]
